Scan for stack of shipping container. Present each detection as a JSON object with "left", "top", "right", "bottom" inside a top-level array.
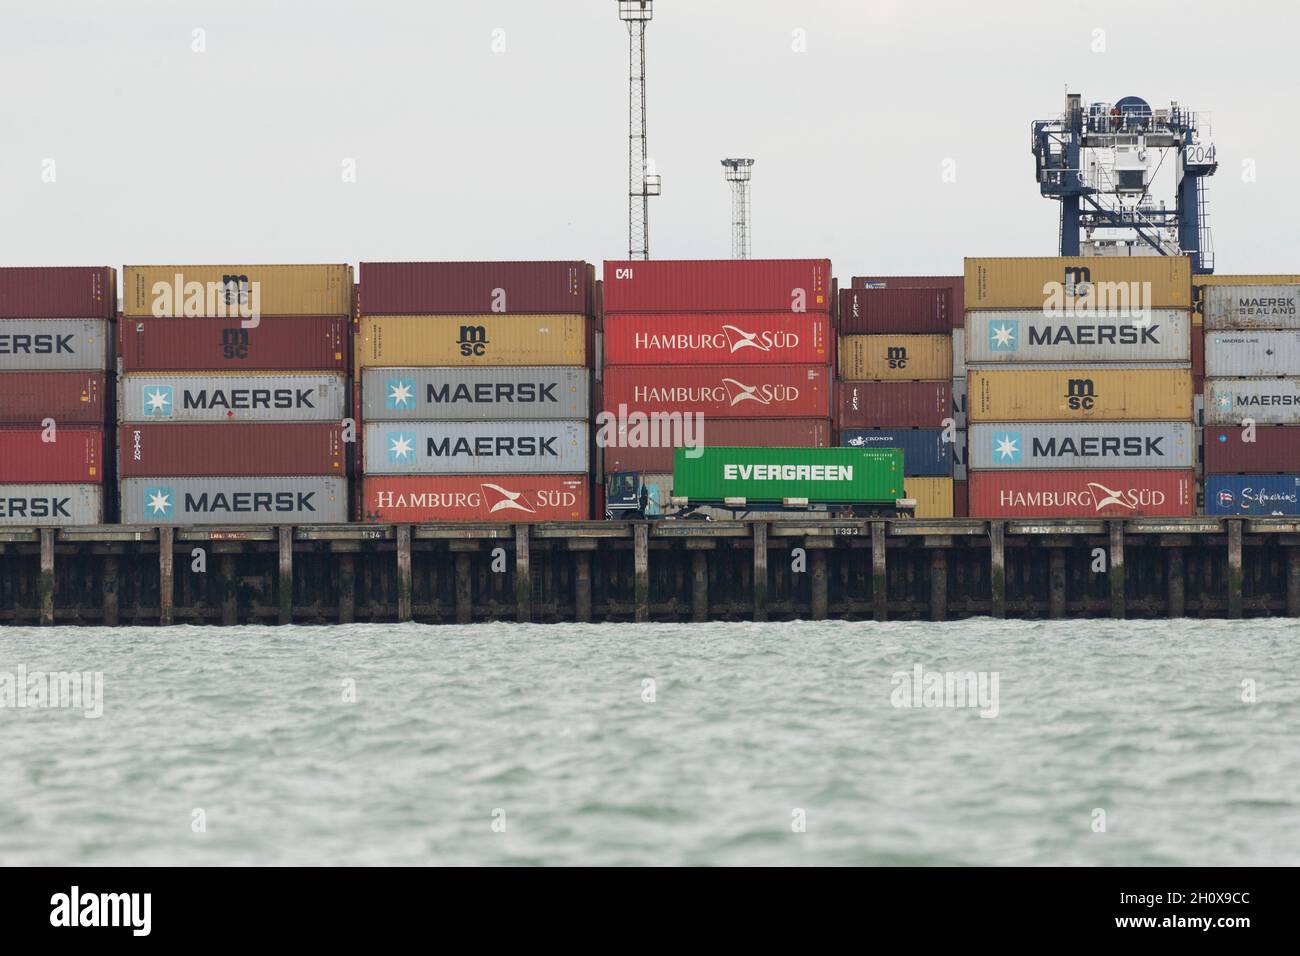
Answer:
[
  {"left": 964, "top": 257, "right": 1196, "bottom": 517},
  {"left": 116, "top": 265, "right": 351, "bottom": 524},
  {"left": 355, "top": 262, "right": 595, "bottom": 522},
  {"left": 1200, "top": 276, "right": 1300, "bottom": 515},
  {"left": 600, "top": 259, "right": 833, "bottom": 515},
  {"left": 0, "top": 267, "right": 115, "bottom": 525}
]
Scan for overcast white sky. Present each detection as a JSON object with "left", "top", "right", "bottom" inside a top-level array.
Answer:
[{"left": 2, "top": 0, "right": 1295, "bottom": 275}]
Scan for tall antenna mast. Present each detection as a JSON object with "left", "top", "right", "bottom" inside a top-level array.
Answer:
[
  {"left": 722, "top": 158, "right": 755, "bottom": 259},
  {"left": 618, "top": 1, "right": 660, "bottom": 259}
]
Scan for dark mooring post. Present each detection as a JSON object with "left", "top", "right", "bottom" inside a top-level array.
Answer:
[
  {"left": 396, "top": 525, "right": 412, "bottom": 623},
  {"left": 39, "top": 529, "right": 55, "bottom": 626},
  {"left": 220, "top": 553, "right": 237, "bottom": 626},
  {"left": 810, "top": 546, "right": 828, "bottom": 621},
  {"left": 1285, "top": 545, "right": 1300, "bottom": 617},
  {"left": 690, "top": 545, "right": 709, "bottom": 623},
  {"left": 1049, "top": 548, "right": 1067, "bottom": 619},
  {"left": 1108, "top": 521, "right": 1126, "bottom": 619},
  {"left": 573, "top": 547, "right": 592, "bottom": 623},
  {"left": 1226, "top": 520, "right": 1243, "bottom": 619},
  {"left": 930, "top": 549, "right": 948, "bottom": 623},
  {"left": 158, "top": 527, "right": 174, "bottom": 626},
  {"left": 989, "top": 521, "right": 1006, "bottom": 619},
  {"left": 336, "top": 548, "right": 356, "bottom": 624},
  {"left": 453, "top": 549, "right": 473, "bottom": 624},
  {"left": 634, "top": 522, "right": 650, "bottom": 622},
  {"left": 752, "top": 522, "right": 768, "bottom": 623},
  {"left": 1167, "top": 545, "right": 1185, "bottom": 618},
  {"left": 278, "top": 526, "right": 294, "bottom": 626},
  {"left": 871, "top": 521, "right": 887, "bottom": 622},
  {"left": 102, "top": 553, "right": 119, "bottom": 627},
  {"left": 515, "top": 524, "right": 531, "bottom": 624}
]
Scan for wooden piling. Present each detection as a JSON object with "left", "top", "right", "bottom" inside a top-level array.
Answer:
[
  {"left": 634, "top": 523, "right": 650, "bottom": 622},
  {"left": 574, "top": 549, "right": 592, "bottom": 623},
  {"left": 989, "top": 521, "right": 1006, "bottom": 619},
  {"left": 396, "top": 525, "right": 412, "bottom": 622},
  {"left": 220, "top": 553, "right": 237, "bottom": 626},
  {"left": 1287, "top": 547, "right": 1300, "bottom": 618},
  {"left": 278, "top": 526, "right": 294, "bottom": 626},
  {"left": 1049, "top": 548, "right": 1066, "bottom": 619},
  {"left": 515, "top": 524, "right": 531, "bottom": 624},
  {"left": 39, "top": 529, "right": 55, "bottom": 626},
  {"left": 337, "top": 550, "right": 356, "bottom": 624},
  {"left": 871, "top": 521, "right": 887, "bottom": 621},
  {"left": 810, "top": 547, "right": 828, "bottom": 621},
  {"left": 1108, "top": 521, "right": 1126, "bottom": 619},
  {"left": 930, "top": 549, "right": 947, "bottom": 623},
  {"left": 102, "top": 553, "right": 119, "bottom": 627},
  {"left": 752, "top": 522, "right": 768, "bottom": 623},
  {"left": 454, "top": 551, "right": 473, "bottom": 624},
  {"left": 1227, "top": 520, "right": 1243, "bottom": 619},
  {"left": 159, "top": 527, "right": 174, "bottom": 626},
  {"left": 1167, "top": 547, "right": 1185, "bottom": 618},
  {"left": 690, "top": 547, "right": 709, "bottom": 623}
]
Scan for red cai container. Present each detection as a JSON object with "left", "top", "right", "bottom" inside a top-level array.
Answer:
[
  {"left": 968, "top": 470, "right": 1195, "bottom": 518},
  {"left": 851, "top": 275, "right": 964, "bottom": 328},
  {"left": 837, "top": 288, "right": 950, "bottom": 334},
  {"left": 602, "top": 418, "right": 831, "bottom": 474},
  {"left": 603, "top": 312, "right": 831, "bottom": 366},
  {"left": 836, "top": 381, "right": 951, "bottom": 429},
  {"left": 0, "top": 266, "right": 115, "bottom": 319},
  {"left": 117, "top": 422, "right": 345, "bottom": 477},
  {"left": 0, "top": 427, "right": 103, "bottom": 483},
  {"left": 602, "top": 259, "right": 832, "bottom": 313},
  {"left": 360, "top": 261, "right": 593, "bottom": 315},
  {"left": 602, "top": 365, "right": 830, "bottom": 418},
  {"left": 1204, "top": 427, "right": 1300, "bottom": 473},
  {"left": 118, "top": 315, "right": 348, "bottom": 372},
  {"left": 0, "top": 371, "right": 106, "bottom": 424},
  {"left": 953, "top": 479, "right": 969, "bottom": 518},
  {"left": 362, "top": 474, "right": 589, "bottom": 522}
]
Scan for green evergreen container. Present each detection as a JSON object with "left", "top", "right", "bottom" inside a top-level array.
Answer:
[{"left": 671, "top": 446, "right": 904, "bottom": 504}]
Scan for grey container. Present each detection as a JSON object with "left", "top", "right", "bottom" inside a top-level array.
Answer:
[
  {"left": 361, "top": 367, "right": 590, "bottom": 421},
  {"left": 1204, "top": 285, "right": 1300, "bottom": 330},
  {"left": 951, "top": 377, "right": 967, "bottom": 429},
  {"left": 1205, "top": 377, "right": 1300, "bottom": 425},
  {"left": 363, "top": 420, "right": 589, "bottom": 475},
  {"left": 1205, "top": 331, "right": 1300, "bottom": 377},
  {"left": 0, "top": 483, "right": 103, "bottom": 525},
  {"left": 0, "top": 319, "right": 111, "bottom": 371},
  {"left": 965, "top": 310, "right": 1190, "bottom": 363},
  {"left": 951, "top": 328, "right": 967, "bottom": 377},
  {"left": 954, "top": 429, "right": 968, "bottom": 480},
  {"left": 969, "top": 422, "right": 1194, "bottom": 470},
  {"left": 120, "top": 476, "right": 347, "bottom": 524},
  {"left": 119, "top": 372, "right": 348, "bottom": 422}
]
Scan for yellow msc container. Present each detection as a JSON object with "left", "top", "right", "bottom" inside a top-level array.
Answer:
[
  {"left": 964, "top": 257, "right": 1192, "bottom": 310},
  {"left": 123, "top": 264, "right": 353, "bottom": 317},
  {"left": 357, "top": 314, "right": 589, "bottom": 370},
  {"left": 969, "top": 367, "right": 1192, "bottom": 422},
  {"left": 838, "top": 334, "right": 952, "bottom": 381},
  {"left": 904, "top": 477, "right": 954, "bottom": 518}
]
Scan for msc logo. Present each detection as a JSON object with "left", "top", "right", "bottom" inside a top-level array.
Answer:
[
  {"left": 386, "top": 378, "right": 416, "bottom": 410},
  {"left": 142, "top": 385, "right": 173, "bottom": 417},
  {"left": 387, "top": 432, "right": 416, "bottom": 465},
  {"left": 1064, "top": 266, "right": 1092, "bottom": 296},
  {"left": 1066, "top": 378, "right": 1096, "bottom": 411},
  {"left": 988, "top": 319, "right": 1018, "bottom": 351},
  {"left": 221, "top": 274, "right": 252, "bottom": 306},
  {"left": 886, "top": 346, "right": 908, "bottom": 369},
  {"left": 144, "top": 486, "right": 174, "bottom": 518},
  {"left": 221, "top": 327, "right": 250, "bottom": 359},
  {"left": 992, "top": 431, "right": 1021, "bottom": 463},
  {"left": 458, "top": 325, "right": 489, "bottom": 357}
]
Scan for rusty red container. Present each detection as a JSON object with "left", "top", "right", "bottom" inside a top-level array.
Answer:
[
  {"left": 117, "top": 422, "right": 346, "bottom": 477},
  {"left": 361, "top": 474, "right": 589, "bottom": 522},
  {"left": 602, "top": 365, "right": 830, "bottom": 418},
  {"left": 0, "top": 267, "right": 115, "bottom": 319},
  {"left": 836, "top": 381, "right": 952, "bottom": 428},
  {"left": 852, "top": 275, "right": 965, "bottom": 328},
  {"left": 602, "top": 418, "right": 831, "bottom": 474},
  {"left": 1192, "top": 327, "right": 1204, "bottom": 381},
  {"left": 0, "top": 372, "right": 106, "bottom": 424},
  {"left": 968, "top": 470, "right": 1194, "bottom": 518},
  {"left": 118, "top": 315, "right": 348, "bottom": 372},
  {"left": 1204, "top": 427, "right": 1300, "bottom": 473},
  {"left": 602, "top": 260, "right": 832, "bottom": 313},
  {"left": 953, "top": 479, "right": 969, "bottom": 518},
  {"left": 0, "top": 427, "right": 104, "bottom": 482},
  {"left": 603, "top": 312, "right": 831, "bottom": 365},
  {"left": 360, "top": 262, "right": 593, "bottom": 315},
  {"left": 837, "top": 287, "right": 951, "bottom": 334}
]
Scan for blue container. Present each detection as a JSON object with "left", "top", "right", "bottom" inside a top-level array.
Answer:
[
  {"left": 840, "top": 428, "right": 952, "bottom": 476},
  {"left": 1205, "top": 475, "right": 1300, "bottom": 516}
]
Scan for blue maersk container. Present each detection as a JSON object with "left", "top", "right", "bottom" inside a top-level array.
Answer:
[
  {"left": 1205, "top": 475, "right": 1300, "bottom": 516},
  {"left": 839, "top": 428, "right": 952, "bottom": 477}
]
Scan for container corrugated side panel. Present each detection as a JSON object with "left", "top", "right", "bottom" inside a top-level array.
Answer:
[
  {"left": 117, "top": 423, "right": 346, "bottom": 477},
  {"left": 632, "top": 473, "right": 840, "bottom": 521},
  {"left": 968, "top": 470, "right": 1195, "bottom": 518},
  {"left": 602, "top": 365, "right": 831, "bottom": 418},
  {"left": 952, "top": 377, "right": 967, "bottom": 429},
  {"left": 1205, "top": 378, "right": 1300, "bottom": 425},
  {"left": 837, "top": 335, "right": 952, "bottom": 381},
  {"left": 601, "top": 418, "right": 830, "bottom": 474},
  {"left": 359, "top": 261, "right": 593, "bottom": 315},
  {"left": 968, "top": 422, "right": 1194, "bottom": 470},
  {"left": 905, "top": 477, "right": 954, "bottom": 518},
  {"left": 671, "top": 446, "right": 903, "bottom": 504},
  {"left": 602, "top": 312, "right": 831, "bottom": 365},
  {"left": 602, "top": 259, "right": 832, "bottom": 313},
  {"left": 361, "top": 367, "right": 590, "bottom": 421},
  {"left": 362, "top": 421, "right": 589, "bottom": 475},
  {"left": 964, "top": 257, "right": 1192, "bottom": 309},
  {"left": 361, "top": 474, "right": 590, "bottom": 522},
  {"left": 952, "top": 328, "right": 966, "bottom": 377},
  {"left": 1203, "top": 285, "right": 1300, "bottom": 330},
  {"left": 120, "top": 477, "right": 347, "bottom": 524},
  {"left": 119, "top": 372, "right": 348, "bottom": 422},
  {"left": 0, "top": 319, "right": 111, "bottom": 370},
  {"left": 836, "top": 287, "right": 950, "bottom": 334},
  {"left": 1205, "top": 331, "right": 1300, "bottom": 377},
  {"left": 850, "top": 275, "right": 964, "bottom": 326},
  {"left": 118, "top": 316, "right": 348, "bottom": 372},
  {"left": 0, "top": 484, "right": 103, "bottom": 524},
  {"left": 122, "top": 265, "right": 351, "bottom": 317},
  {"left": 953, "top": 430, "right": 967, "bottom": 480},
  {"left": 1203, "top": 426, "right": 1300, "bottom": 473},
  {"left": 1205, "top": 475, "right": 1300, "bottom": 515},
  {"left": 0, "top": 267, "right": 114, "bottom": 318},
  {"left": 358, "top": 314, "right": 588, "bottom": 368},
  {"left": 835, "top": 381, "right": 951, "bottom": 429},
  {"left": 953, "top": 479, "right": 968, "bottom": 517},
  {"left": 968, "top": 368, "right": 1193, "bottom": 422},
  {"left": 0, "top": 427, "right": 103, "bottom": 483},
  {"left": 0, "top": 372, "right": 106, "bottom": 424},
  {"left": 964, "top": 310, "right": 1191, "bottom": 363},
  {"left": 839, "top": 428, "right": 952, "bottom": 476},
  {"left": 1195, "top": 274, "right": 1300, "bottom": 287}
]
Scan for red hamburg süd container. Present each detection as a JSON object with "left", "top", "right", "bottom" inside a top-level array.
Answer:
[
  {"left": 0, "top": 372, "right": 106, "bottom": 424},
  {"left": 851, "top": 275, "right": 965, "bottom": 328},
  {"left": 362, "top": 474, "right": 589, "bottom": 522},
  {"left": 117, "top": 422, "right": 346, "bottom": 477},
  {"left": 603, "top": 313, "right": 831, "bottom": 365},
  {"left": 0, "top": 267, "right": 116, "bottom": 319},
  {"left": 601, "top": 418, "right": 831, "bottom": 473},
  {"left": 360, "top": 261, "right": 593, "bottom": 315},
  {"left": 968, "top": 470, "right": 1194, "bottom": 518},
  {"left": 0, "top": 427, "right": 103, "bottom": 482},
  {"left": 118, "top": 316, "right": 349, "bottom": 372},
  {"left": 1203, "top": 427, "right": 1300, "bottom": 473},
  {"left": 602, "top": 259, "right": 832, "bottom": 313},
  {"left": 837, "top": 288, "right": 950, "bottom": 334},
  {"left": 602, "top": 365, "right": 830, "bottom": 418},
  {"left": 836, "top": 381, "right": 952, "bottom": 429}
]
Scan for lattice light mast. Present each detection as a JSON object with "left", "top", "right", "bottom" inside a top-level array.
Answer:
[
  {"left": 722, "top": 158, "right": 755, "bottom": 259},
  {"left": 618, "top": 1, "right": 660, "bottom": 260}
]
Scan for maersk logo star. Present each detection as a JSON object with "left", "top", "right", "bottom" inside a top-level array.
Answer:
[
  {"left": 143, "top": 385, "right": 173, "bottom": 417},
  {"left": 387, "top": 432, "right": 416, "bottom": 464},
  {"left": 1215, "top": 392, "right": 1232, "bottom": 410},
  {"left": 993, "top": 432, "right": 1021, "bottom": 463},
  {"left": 386, "top": 378, "right": 415, "bottom": 410},
  {"left": 988, "top": 320, "right": 1018, "bottom": 351},
  {"left": 144, "top": 486, "right": 174, "bottom": 518}
]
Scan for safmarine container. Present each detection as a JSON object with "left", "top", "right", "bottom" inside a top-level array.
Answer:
[
  {"left": 122, "top": 265, "right": 352, "bottom": 317},
  {"left": 964, "top": 257, "right": 1192, "bottom": 310},
  {"left": 968, "top": 422, "right": 1194, "bottom": 470},
  {"left": 837, "top": 335, "right": 952, "bottom": 380},
  {"left": 1203, "top": 427, "right": 1300, "bottom": 473},
  {"left": 362, "top": 421, "right": 589, "bottom": 475},
  {"left": 0, "top": 427, "right": 102, "bottom": 482},
  {"left": 1205, "top": 475, "right": 1300, "bottom": 515},
  {"left": 120, "top": 372, "right": 347, "bottom": 423},
  {"left": 0, "top": 484, "right": 103, "bottom": 525},
  {"left": 837, "top": 288, "right": 950, "bottom": 334},
  {"left": 968, "top": 470, "right": 1195, "bottom": 518},
  {"left": 672, "top": 446, "right": 903, "bottom": 504},
  {"left": 601, "top": 418, "right": 830, "bottom": 474},
  {"left": 361, "top": 367, "right": 589, "bottom": 421},
  {"left": 357, "top": 314, "right": 589, "bottom": 369},
  {"left": 965, "top": 310, "right": 1190, "bottom": 363},
  {"left": 852, "top": 275, "right": 964, "bottom": 327},
  {"left": 836, "top": 381, "right": 951, "bottom": 429},
  {"left": 603, "top": 365, "right": 829, "bottom": 418},
  {"left": 359, "top": 261, "right": 593, "bottom": 315},
  {"left": 1203, "top": 285, "right": 1300, "bottom": 330},
  {"left": 0, "top": 266, "right": 115, "bottom": 319},
  {"left": 0, "top": 372, "right": 105, "bottom": 424},
  {"left": 0, "top": 319, "right": 111, "bottom": 370},
  {"left": 118, "top": 316, "right": 348, "bottom": 372},
  {"left": 905, "top": 477, "right": 955, "bottom": 518},
  {"left": 120, "top": 476, "right": 347, "bottom": 524},
  {"left": 839, "top": 428, "right": 952, "bottom": 476},
  {"left": 602, "top": 312, "right": 830, "bottom": 365},
  {"left": 118, "top": 423, "right": 345, "bottom": 477},
  {"left": 1205, "top": 331, "right": 1300, "bottom": 377},
  {"left": 602, "top": 259, "right": 832, "bottom": 313},
  {"left": 1205, "top": 378, "right": 1300, "bottom": 425},
  {"left": 361, "top": 474, "right": 590, "bottom": 522},
  {"left": 968, "top": 368, "right": 1192, "bottom": 422}
]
